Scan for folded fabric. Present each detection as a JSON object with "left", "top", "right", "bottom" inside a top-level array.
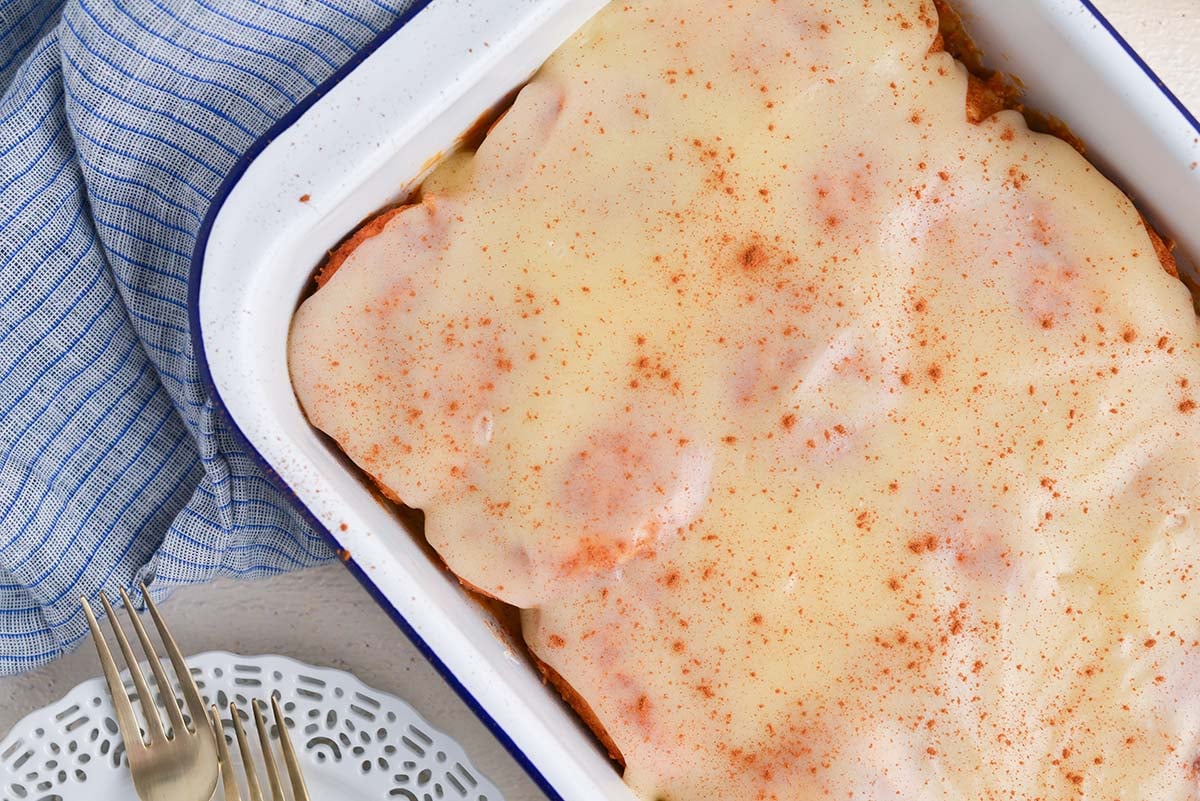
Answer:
[{"left": 0, "top": 0, "right": 415, "bottom": 674}]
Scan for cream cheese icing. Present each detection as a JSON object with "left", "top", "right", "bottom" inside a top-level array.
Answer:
[{"left": 288, "top": 1, "right": 1200, "bottom": 798}]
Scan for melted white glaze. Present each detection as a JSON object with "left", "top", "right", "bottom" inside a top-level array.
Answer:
[{"left": 289, "top": 2, "right": 1200, "bottom": 797}]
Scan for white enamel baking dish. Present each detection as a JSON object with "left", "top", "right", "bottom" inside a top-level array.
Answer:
[{"left": 190, "top": 1, "right": 1200, "bottom": 798}]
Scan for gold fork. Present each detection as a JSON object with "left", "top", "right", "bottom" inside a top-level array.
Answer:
[
  {"left": 210, "top": 696, "right": 313, "bottom": 801},
  {"left": 81, "top": 583, "right": 218, "bottom": 801}
]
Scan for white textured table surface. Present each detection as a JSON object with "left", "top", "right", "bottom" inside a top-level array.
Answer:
[{"left": 2, "top": 4, "right": 1198, "bottom": 800}]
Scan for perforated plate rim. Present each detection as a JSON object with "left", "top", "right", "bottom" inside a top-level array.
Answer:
[{"left": 0, "top": 651, "right": 503, "bottom": 801}]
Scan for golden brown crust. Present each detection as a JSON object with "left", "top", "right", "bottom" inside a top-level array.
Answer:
[
  {"left": 1021, "top": 108, "right": 1088, "bottom": 156},
  {"left": 364, "top": 467, "right": 407, "bottom": 505},
  {"left": 486, "top": 107, "right": 511, "bottom": 140},
  {"left": 452, "top": 573, "right": 509, "bottom": 603},
  {"left": 927, "top": 15, "right": 1022, "bottom": 127},
  {"left": 931, "top": 0, "right": 987, "bottom": 74},
  {"left": 964, "top": 72, "right": 1021, "bottom": 126},
  {"left": 532, "top": 651, "right": 626, "bottom": 766},
  {"left": 1142, "top": 214, "right": 1179, "bottom": 278},
  {"left": 315, "top": 203, "right": 413, "bottom": 288}
]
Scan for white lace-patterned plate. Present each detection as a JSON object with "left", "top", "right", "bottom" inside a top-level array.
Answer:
[{"left": 0, "top": 651, "right": 503, "bottom": 801}]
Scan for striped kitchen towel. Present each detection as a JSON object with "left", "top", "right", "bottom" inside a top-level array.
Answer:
[{"left": 0, "top": 0, "right": 416, "bottom": 674}]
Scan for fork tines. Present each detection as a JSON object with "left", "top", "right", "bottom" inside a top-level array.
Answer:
[
  {"left": 81, "top": 584, "right": 210, "bottom": 747},
  {"left": 81, "top": 583, "right": 217, "bottom": 801},
  {"left": 210, "top": 696, "right": 312, "bottom": 801}
]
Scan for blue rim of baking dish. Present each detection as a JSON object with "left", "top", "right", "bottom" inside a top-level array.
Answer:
[
  {"left": 1078, "top": 0, "right": 1200, "bottom": 135},
  {"left": 188, "top": 4, "right": 1200, "bottom": 801}
]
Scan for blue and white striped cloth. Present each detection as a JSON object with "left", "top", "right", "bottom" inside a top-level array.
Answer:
[{"left": 0, "top": 0, "right": 415, "bottom": 674}]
